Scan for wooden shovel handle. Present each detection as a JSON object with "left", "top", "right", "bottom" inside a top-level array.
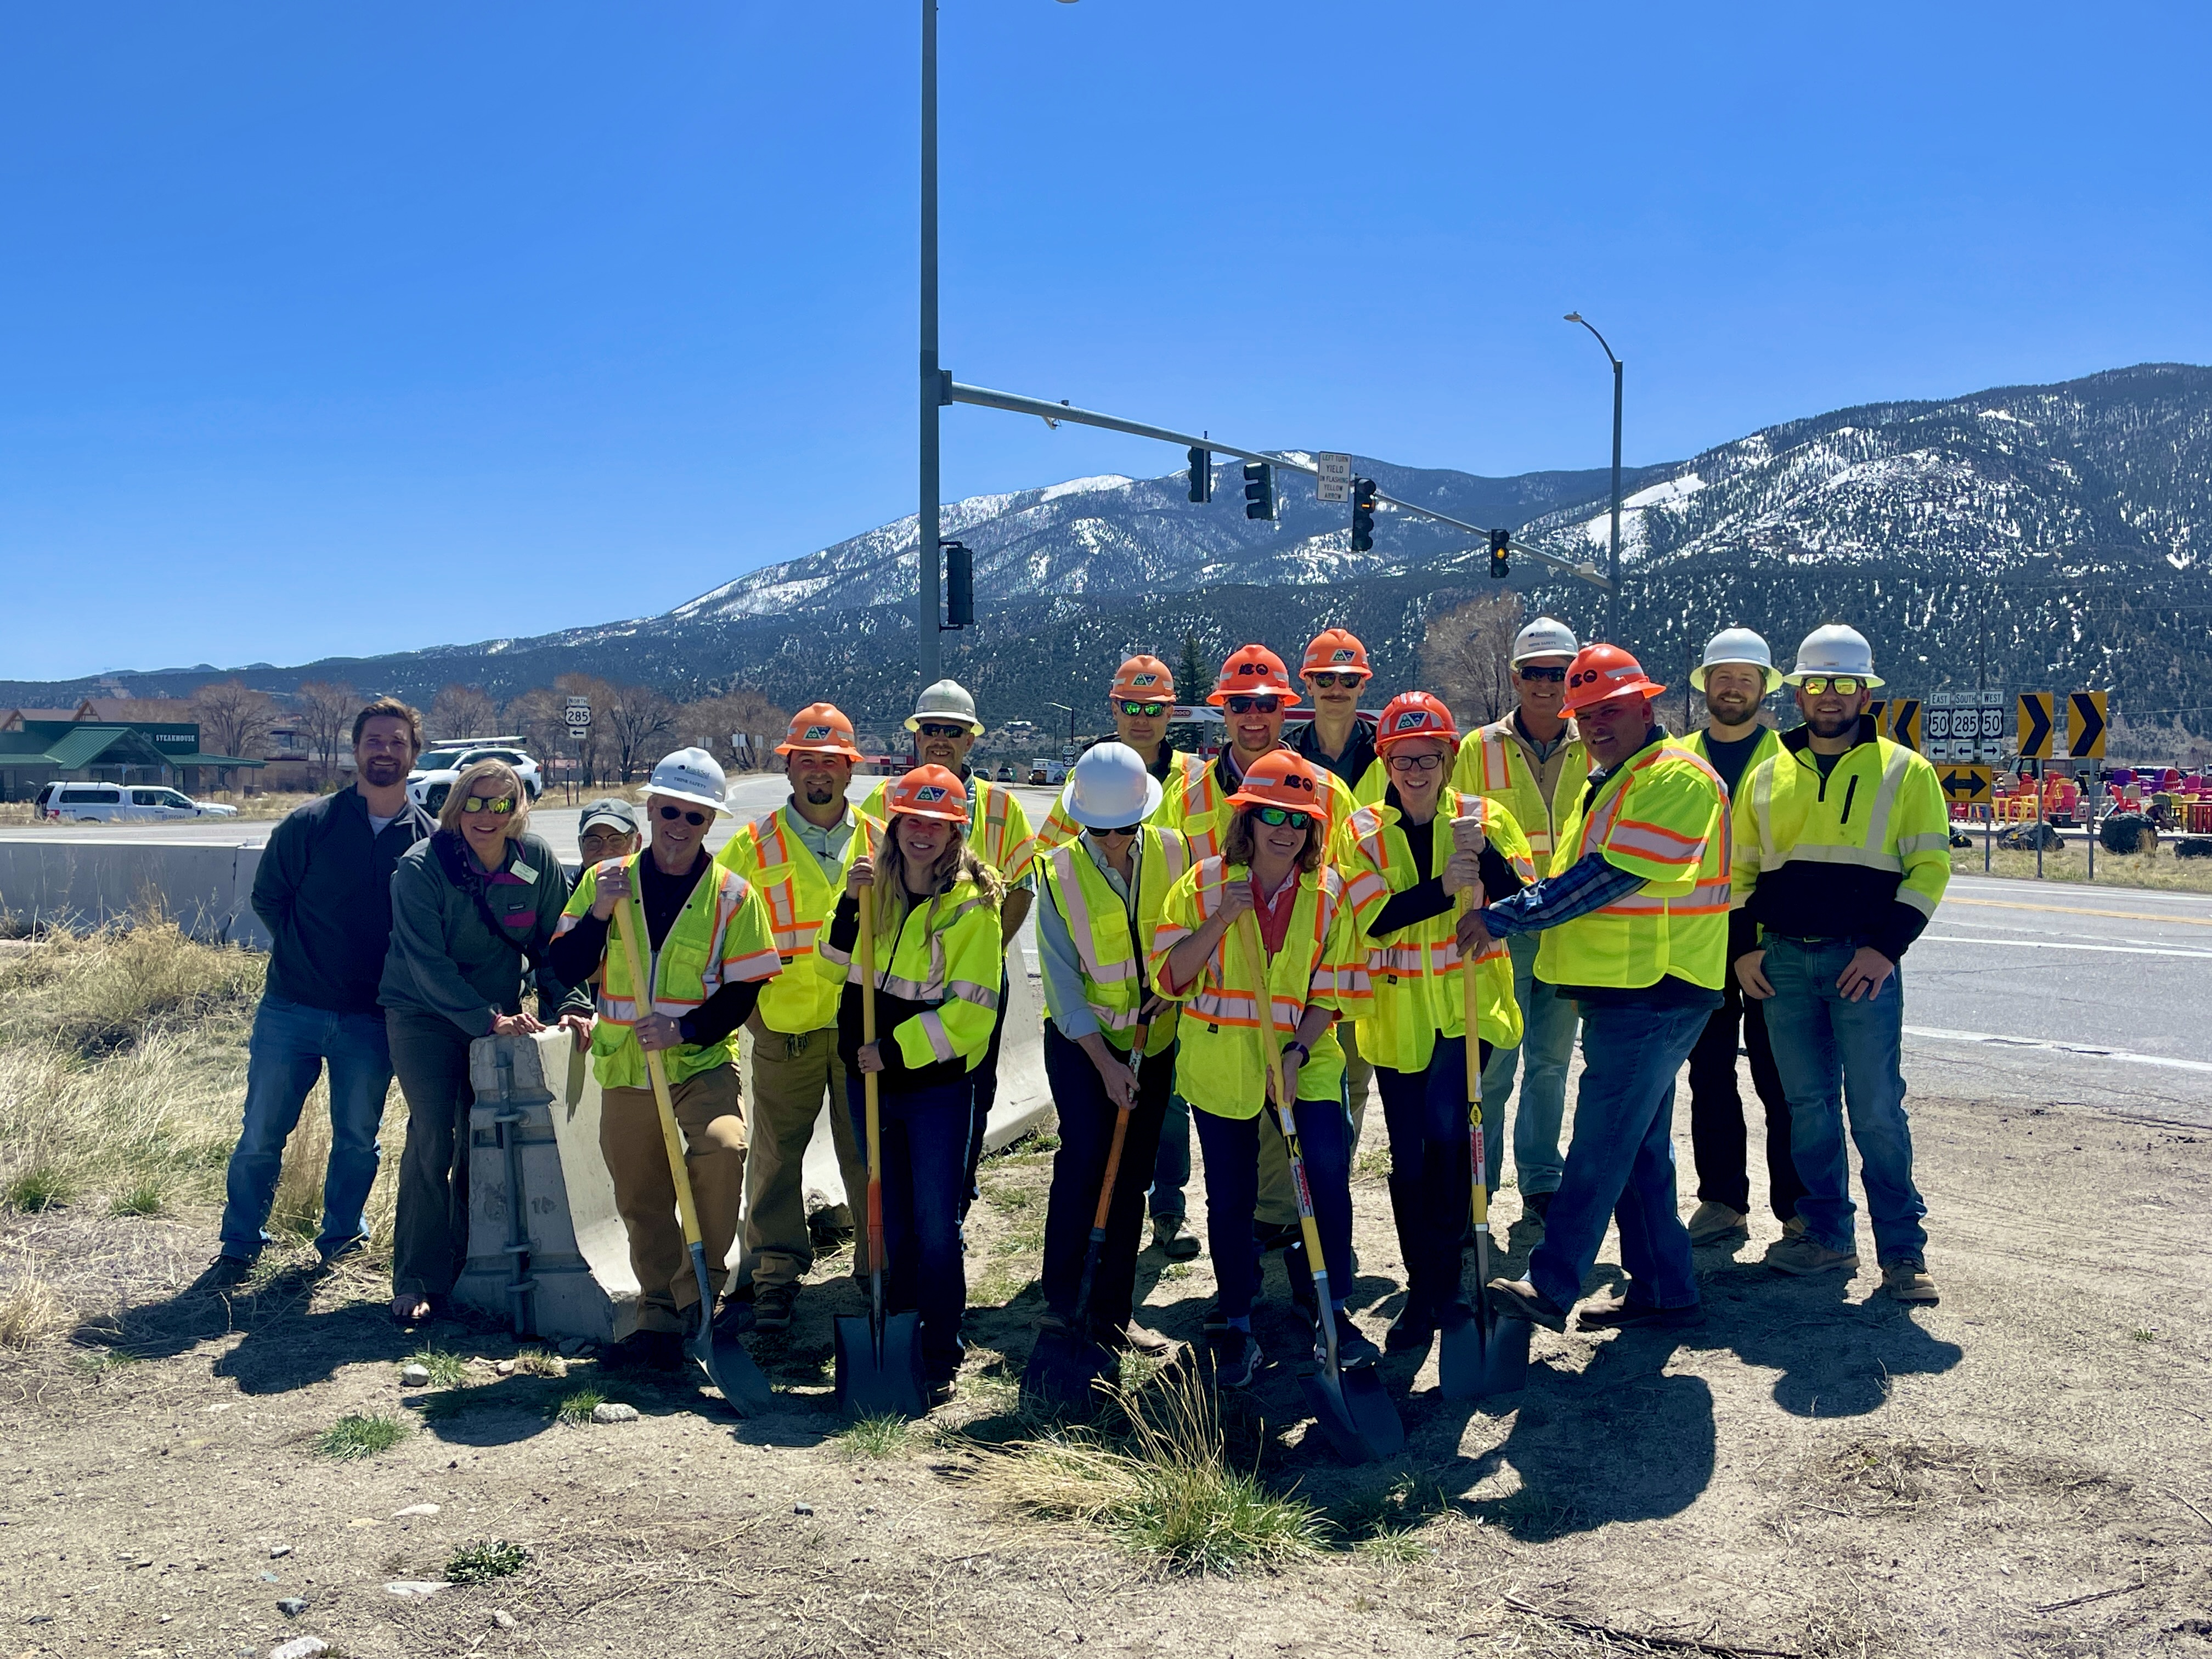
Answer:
[{"left": 612, "top": 890, "right": 704, "bottom": 1250}]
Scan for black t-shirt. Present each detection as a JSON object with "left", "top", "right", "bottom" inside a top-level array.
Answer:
[{"left": 1702, "top": 730, "right": 1768, "bottom": 799}]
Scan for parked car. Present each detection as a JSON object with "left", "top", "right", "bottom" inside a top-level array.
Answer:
[
  {"left": 995, "top": 763, "right": 1015, "bottom": 782},
  {"left": 405, "top": 742, "right": 545, "bottom": 815},
  {"left": 32, "top": 783, "right": 241, "bottom": 823}
]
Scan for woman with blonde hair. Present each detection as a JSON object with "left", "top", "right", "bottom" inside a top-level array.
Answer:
[
  {"left": 381, "top": 758, "right": 586, "bottom": 1323},
  {"left": 814, "top": 764, "right": 1003, "bottom": 1389}
]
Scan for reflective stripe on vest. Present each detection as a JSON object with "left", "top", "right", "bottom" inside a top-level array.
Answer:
[{"left": 1046, "top": 831, "right": 1190, "bottom": 1034}]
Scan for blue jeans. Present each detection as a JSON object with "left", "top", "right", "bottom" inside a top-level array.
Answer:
[
  {"left": 1479, "top": 932, "right": 1579, "bottom": 1196},
  {"left": 848, "top": 1075, "right": 972, "bottom": 1374},
  {"left": 1148, "top": 1091, "right": 1193, "bottom": 1219},
  {"left": 1528, "top": 1000, "right": 1709, "bottom": 1312},
  {"left": 958, "top": 972, "right": 1011, "bottom": 1220},
  {"left": 1759, "top": 936, "right": 1928, "bottom": 1261},
  {"left": 1376, "top": 1036, "right": 1492, "bottom": 1318},
  {"left": 218, "top": 995, "right": 394, "bottom": 1261},
  {"left": 1192, "top": 1096, "right": 1355, "bottom": 1322},
  {"left": 1040, "top": 1024, "right": 1172, "bottom": 1333}
]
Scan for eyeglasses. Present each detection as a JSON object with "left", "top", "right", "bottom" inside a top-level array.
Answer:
[
  {"left": 1251, "top": 806, "right": 1312, "bottom": 830},
  {"left": 1516, "top": 664, "right": 1567, "bottom": 682},
  {"left": 461, "top": 795, "right": 515, "bottom": 816},
  {"left": 1093, "top": 823, "right": 1142, "bottom": 838},
  {"left": 657, "top": 804, "right": 710, "bottom": 826},
  {"left": 1224, "top": 696, "right": 1285, "bottom": 715},
  {"left": 1797, "top": 676, "right": 1864, "bottom": 696},
  {"left": 915, "top": 721, "right": 971, "bottom": 740},
  {"left": 1117, "top": 701, "right": 1169, "bottom": 718},
  {"left": 1385, "top": 752, "right": 1443, "bottom": 773},
  {"left": 1305, "top": 672, "right": 1365, "bottom": 689}
]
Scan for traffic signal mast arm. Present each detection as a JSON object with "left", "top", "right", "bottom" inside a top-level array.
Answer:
[{"left": 946, "top": 379, "right": 1613, "bottom": 593}]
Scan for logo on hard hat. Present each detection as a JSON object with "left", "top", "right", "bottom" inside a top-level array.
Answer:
[
  {"left": 1238, "top": 662, "right": 1265, "bottom": 676},
  {"left": 915, "top": 786, "right": 948, "bottom": 804},
  {"left": 1330, "top": 648, "right": 1356, "bottom": 663},
  {"left": 1391, "top": 710, "right": 1432, "bottom": 732},
  {"left": 803, "top": 725, "right": 834, "bottom": 742},
  {"left": 1130, "top": 673, "right": 1159, "bottom": 686}
]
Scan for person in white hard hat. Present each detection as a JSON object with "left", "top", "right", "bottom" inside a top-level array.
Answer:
[
  {"left": 1450, "top": 616, "right": 1591, "bottom": 1232},
  {"left": 1033, "top": 744, "right": 1192, "bottom": 1355},
  {"left": 1677, "top": 629, "right": 1806, "bottom": 1248},
  {"left": 548, "top": 747, "right": 784, "bottom": 1365}
]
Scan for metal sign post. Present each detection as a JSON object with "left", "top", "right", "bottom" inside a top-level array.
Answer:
[{"left": 566, "top": 698, "right": 592, "bottom": 803}]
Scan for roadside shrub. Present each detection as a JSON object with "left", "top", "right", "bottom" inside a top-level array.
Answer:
[
  {"left": 5, "top": 1167, "right": 75, "bottom": 1212},
  {"left": 445, "top": 1540, "right": 530, "bottom": 1584},
  {"left": 314, "top": 1413, "right": 409, "bottom": 1460}
]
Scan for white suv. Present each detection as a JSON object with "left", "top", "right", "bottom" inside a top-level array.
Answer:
[
  {"left": 32, "top": 783, "right": 241, "bottom": 823},
  {"left": 405, "top": 741, "right": 545, "bottom": 815}
]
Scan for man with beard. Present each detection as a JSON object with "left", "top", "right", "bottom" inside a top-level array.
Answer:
[
  {"left": 1677, "top": 629, "right": 1805, "bottom": 1247},
  {"left": 715, "top": 704, "right": 882, "bottom": 1332},
  {"left": 1731, "top": 627, "right": 1948, "bottom": 1303},
  {"left": 205, "top": 697, "right": 437, "bottom": 1285},
  {"left": 1033, "top": 655, "right": 1202, "bottom": 856}
]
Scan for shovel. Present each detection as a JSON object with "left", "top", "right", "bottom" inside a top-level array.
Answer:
[
  {"left": 833, "top": 887, "right": 928, "bottom": 1419},
  {"left": 1022, "top": 1019, "right": 1153, "bottom": 1409},
  {"left": 612, "top": 892, "right": 773, "bottom": 1414},
  {"left": 1438, "top": 873, "right": 1530, "bottom": 1400},
  {"left": 1235, "top": 916, "right": 1403, "bottom": 1465}
]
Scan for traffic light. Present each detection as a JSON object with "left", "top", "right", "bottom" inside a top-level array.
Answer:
[
  {"left": 1187, "top": 446, "right": 1212, "bottom": 504},
  {"left": 1487, "top": 528, "right": 1510, "bottom": 579},
  {"left": 1243, "top": 461, "right": 1274, "bottom": 521},
  {"left": 1350, "top": 477, "right": 1377, "bottom": 552},
  {"left": 943, "top": 539, "right": 973, "bottom": 628}
]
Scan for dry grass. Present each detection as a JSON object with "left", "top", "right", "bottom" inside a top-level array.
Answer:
[
  {"left": 1951, "top": 843, "right": 2212, "bottom": 893},
  {"left": 0, "top": 917, "right": 263, "bottom": 1056},
  {"left": 0, "top": 1256, "right": 72, "bottom": 1348}
]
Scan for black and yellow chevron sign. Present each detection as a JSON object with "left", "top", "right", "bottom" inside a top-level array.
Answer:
[
  {"left": 2017, "top": 692, "right": 2054, "bottom": 760},
  {"left": 2067, "top": 690, "right": 2108, "bottom": 759}
]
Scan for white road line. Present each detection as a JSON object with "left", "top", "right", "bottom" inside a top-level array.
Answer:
[
  {"left": 1918, "top": 935, "right": 2212, "bottom": 961},
  {"left": 1904, "top": 1025, "right": 2212, "bottom": 1075}
]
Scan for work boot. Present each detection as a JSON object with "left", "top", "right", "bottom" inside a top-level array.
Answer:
[
  {"left": 1764, "top": 1233, "right": 1859, "bottom": 1277},
  {"left": 608, "top": 1329, "right": 685, "bottom": 1373},
  {"left": 752, "top": 1283, "right": 797, "bottom": 1334},
  {"left": 1103, "top": 1319, "right": 1177, "bottom": 1356},
  {"left": 196, "top": 1254, "right": 254, "bottom": 1291},
  {"left": 1577, "top": 1288, "right": 1705, "bottom": 1331},
  {"left": 1781, "top": 1214, "right": 1807, "bottom": 1239},
  {"left": 1880, "top": 1256, "right": 1940, "bottom": 1304},
  {"left": 1686, "top": 1200, "right": 1747, "bottom": 1245},
  {"left": 1485, "top": 1277, "right": 1570, "bottom": 1333},
  {"left": 1150, "top": 1214, "right": 1200, "bottom": 1261},
  {"left": 1317, "top": 1309, "right": 1381, "bottom": 1371},
  {"left": 1208, "top": 1328, "right": 1259, "bottom": 1390},
  {"left": 1520, "top": 1190, "right": 1554, "bottom": 1227},
  {"left": 1385, "top": 1301, "right": 1437, "bottom": 1356}
]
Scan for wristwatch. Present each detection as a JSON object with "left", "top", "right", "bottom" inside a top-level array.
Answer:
[{"left": 1283, "top": 1040, "right": 1310, "bottom": 1065}]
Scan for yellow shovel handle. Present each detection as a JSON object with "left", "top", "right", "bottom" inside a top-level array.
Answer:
[
  {"left": 1459, "top": 889, "right": 1490, "bottom": 1229},
  {"left": 612, "top": 889, "right": 706, "bottom": 1251},
  {"left": 1233, "top": 912, "right": 1329, "bottom": 1271}
]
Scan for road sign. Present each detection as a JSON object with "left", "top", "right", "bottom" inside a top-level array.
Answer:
[
  {"left": 2067, "top": 690, "right": 2108, "bottom": 759},
  {"left": 2017, "top": 693, "right": 2053, "bottom": 759},
  {"left": 1938, "top": 764, "right": 1993, "bottom": 806},
  {"left": 1315, "top": 451, "right": 1351, "bottom": 504},
  {"left": 565, "top": 699, "right": 592, "bottom": 731},
  {"left": 1870, "top": 697, "right": 1921, "bottom": 751}
]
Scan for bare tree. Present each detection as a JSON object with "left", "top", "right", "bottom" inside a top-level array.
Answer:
[
  {"left": 1420, "top": 592, "right": 1525, "bottom": 731},
  {"left": 674, "top": 687, "right": 790, "bottom": 772},
  {"left": 427, "top": 684, "right": 504, "bottom": 742},
  {"left": 190, "top": 680, "right": 276, "bottom": 791},
  {"left": 602, "top": 683, "right": 677, "bottom": 782},
  {"left": 294, "top": 680, "right": 359, "bottom": 787}
]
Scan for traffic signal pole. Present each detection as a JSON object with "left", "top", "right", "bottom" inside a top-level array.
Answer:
[{"left": 917, "top": 0, "right": 943, "bottom": 689}]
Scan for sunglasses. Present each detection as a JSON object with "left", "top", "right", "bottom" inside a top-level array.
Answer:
[
  {"left": 1251, "top": 806, "right": 1313, "bottom": 830},
  {"left": 461, "top": 795, "right": 515, "bottom": 816},
  {"left": 915, "top": 721, "right": 971, "bottom": 740},
  {"left": 1305, "top": 672, "right": 1365, "bottom": 689},
  {"left": 657, "top": 804, "right": 710, "bottom": 826},
  {"left": 1118, "top": 700, "right": 1169, "bottom": 718},
  {"left": 1798, "top": 676, "right": 1864, "bottom": 697},
  {"left": 1224, "top": 696, "right": 1285, "bottom": 715},
  {"left": 1385, "top": 751, "right": 1444, "bottom": 773},
  {"left": 1093, "top": 823, "right": 1142, "bottom": 838},
  {"left": 1516, "top": 664, "right": 1568, "bottom": 682}
]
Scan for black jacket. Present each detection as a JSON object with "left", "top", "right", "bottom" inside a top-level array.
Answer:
[
  {"left": 1291, "top": 714, "right": 1378, "bottom": 791},
  {"left": 252, "top": 786, "right": 437, "bottom": 1014}
]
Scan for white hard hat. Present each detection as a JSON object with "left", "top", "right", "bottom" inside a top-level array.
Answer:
[
  {"left": 645, "top": 747, "right": 731, "bottom": 815},
  {"left": 905, "top": 678, "right": 984, "bottom": 735},
  {"left": 1060, "top": 742, "right": 1163, "bottom": 831},
  {"left": 1510, "top": 616, "right": 1579, "bottom": 665},
  {"left": 1691, "top": 627, "right": 1781, "bottom": 694},
  {"left": 1786, "top": 624, "right": 1883, "bottom": 690}
]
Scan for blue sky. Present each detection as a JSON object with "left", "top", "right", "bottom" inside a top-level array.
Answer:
[{"left": 4, "top": 2, "right": 2209, "bottom": 683}]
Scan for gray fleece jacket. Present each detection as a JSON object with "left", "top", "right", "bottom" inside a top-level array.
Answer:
[{"left": 378, "top": 830, "right": 584, "bottom": 1035}]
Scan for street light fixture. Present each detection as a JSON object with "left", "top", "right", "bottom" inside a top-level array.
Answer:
[
  {"left": 1564, "top": 311, "right": 1624, "bottom": 643},
  {"left": 1046, "top": 701, "right": 1078, "bottom": 759}
]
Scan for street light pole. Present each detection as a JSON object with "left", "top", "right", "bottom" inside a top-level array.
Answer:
[
  {"left": 1564, "top": 312, "right": 1624, "bottom": 642},
  {"left": 918, "top": 0, "right": 943, "bottom": 689}
]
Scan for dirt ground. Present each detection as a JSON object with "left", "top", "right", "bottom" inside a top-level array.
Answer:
[{"left": 5, "top": 1068, "right": 2211, "bottom": 1659}]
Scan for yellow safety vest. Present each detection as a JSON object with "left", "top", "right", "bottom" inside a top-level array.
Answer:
[
  {"left": 1039, "top": 828, "right": 1190, "bottom": 1058},
  {"left": 1151, "top": 859, "right": 1372, "bottom": 1119},
  {"left": 1341, "top": 789, "right": 1534, "bottom": 1071},
  {"left": 1681, "top": 724, "right": 1784, "bottom": 797},
  {"left": 1453, "top": 718, "right": 1591, "bottom": 866},
  {"left": 1162, "top": 749, "right": 1357, "bottom": 866},
  {"left": 814, "top": 876, "right": 1005, "bottom": 1071},
  {"left": 859, "top": 772, "right": 1036, "bottom": 883},
  {"left": 556, "top": 855, "right": 783, "bottom": 1089},
  {"left": 1535, "top": 738, "right": 1730, "bottom": 991},
  {"left": 713, "top": 804, "right": 882, "bottom": 1035},
  {"left": 1730, "top": 731, "right": 1951, "bottom": 926},
  {"left": 1034, "top": 749, "right": 1202, "bottom": 857}
]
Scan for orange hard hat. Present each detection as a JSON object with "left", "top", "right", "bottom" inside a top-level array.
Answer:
[
  {"left": 1301, "top": 628, "right": 1372, "bottom": 679},
  {"left": 1375, "top": 690, "right": 1459, "bottom": 749},
  {"left": 1561, "top": 644, "right": 1667, "bottom": 715},
  {"left": 884, "top": 764, "right": 970, "bottom": 825},
  {"left": 1227, "top": 751, "right": 1327, "bottom": 816},
  {"left": 1110, "top": 654, "right": 1177, "bottom": 702},
  {"left": 1207, "top": 644, "right": 1296, "bottom": 706},
  {"left": 775, "top": 702, "right": 863, "bottom": 761}
]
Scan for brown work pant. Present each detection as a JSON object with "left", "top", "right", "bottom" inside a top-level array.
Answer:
[
  {"left": 600, "top": 1065, "right": 746, "bottom": 1333},
  {"left": 1256, "top": 1022, "right": 1373, "bottom": 1227},
  {"left": 737, "top": 1017, "right": 872, "bottom": 1288}
]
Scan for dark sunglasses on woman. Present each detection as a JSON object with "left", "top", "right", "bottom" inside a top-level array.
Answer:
[{"left": 1252, "top": 805, "right": 1311, "bottom": 830}]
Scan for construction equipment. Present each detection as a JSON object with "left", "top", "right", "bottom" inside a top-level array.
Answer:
[
  {"left": 611, "top": 893, "right": 772, "bottom": 1414},
  {"left": 1236, "top": 915, "right": 1403, "bottom": 1465},
  {"left": 1022, "top": 1019, "right": 1154, "bottom": 1408},
  {"left": 833, "top": 887, "right": 928, "bottom": 1418},
  {"left": 1438, "top": 866, "right": 1530, "bottom": 1400}
]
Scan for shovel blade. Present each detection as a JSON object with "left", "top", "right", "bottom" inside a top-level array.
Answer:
[
  {"left": 834, "top": 1311, "right": 928, "bottom": 1420},
  {"left": 1299, "top": 1363, "right": 1405, "bottom": 1465},
  {"left": 693, "top": 1322, "right": 774, "bottom": 1415},
  {"left": 1437, "top": 1304, "right": 1530, "bottom": 1401},
  {"left": 1022, "top": 1328, "right": 1117, "bottom": 1410}
]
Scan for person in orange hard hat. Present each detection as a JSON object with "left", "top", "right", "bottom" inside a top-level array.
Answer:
[
  {"left": 814, "top": 764, "right": 1006, "bottom": 1387},
  {"left": 1291, "top": 628, "right": 1383, "bottom": 801},
  {"left": 714, "top": 703, "right": 883, "bottom": 1333},
  {"left": 1034, "top": 654, "right": 1202, "bottom": 858}
]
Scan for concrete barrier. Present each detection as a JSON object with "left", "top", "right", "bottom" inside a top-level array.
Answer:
[{"left": 0, "top": 838, "right": 269, "bottom": 946}]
